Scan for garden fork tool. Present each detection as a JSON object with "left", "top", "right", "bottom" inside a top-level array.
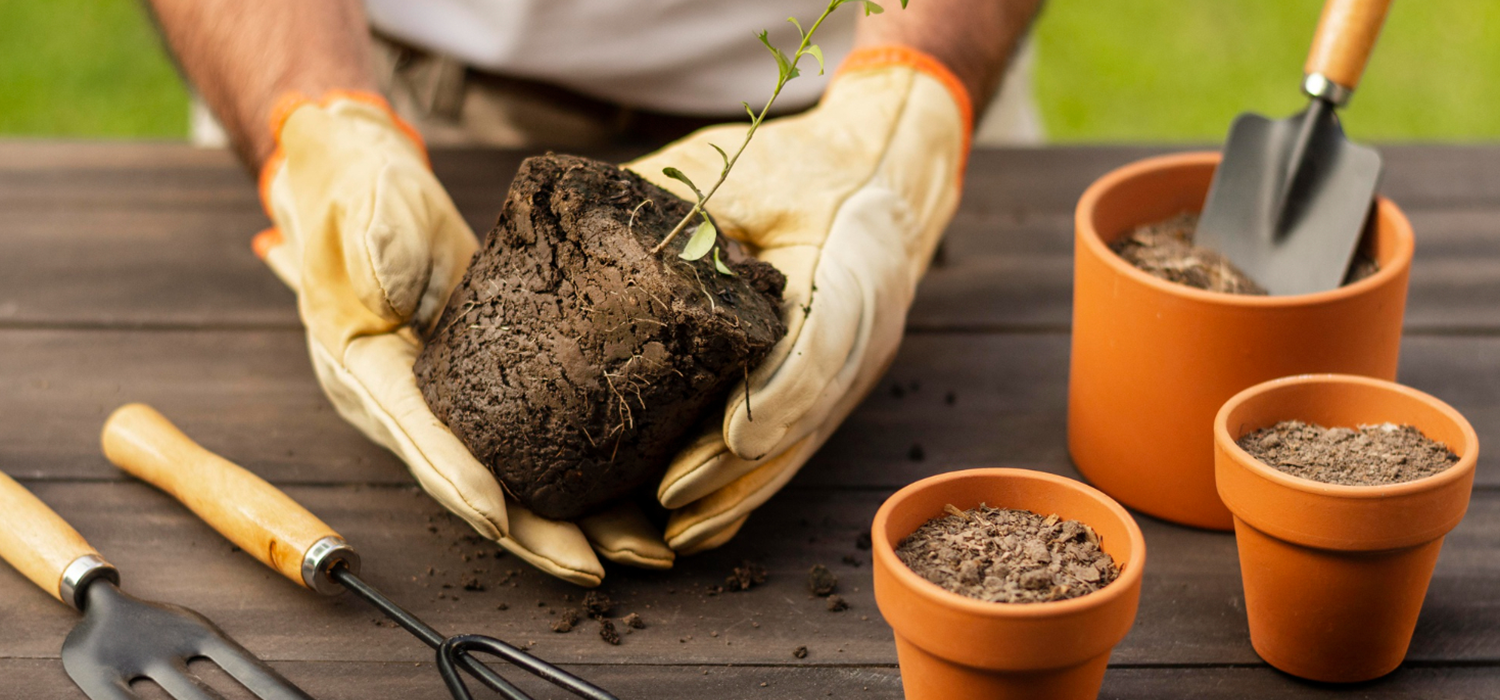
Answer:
[
  {"left": 101, "top": 403, "right": 618, "bottom": 700},
  {"left": 1198, "top": 0, "right": 1391, "bottom": 295},
  {"left": 0, "top": 471, "right": 311, "bottom": 700}
]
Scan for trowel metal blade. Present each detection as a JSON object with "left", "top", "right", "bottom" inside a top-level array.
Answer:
[{"left": 1198, "top": 103, "right": 1383, "bottom": 296}]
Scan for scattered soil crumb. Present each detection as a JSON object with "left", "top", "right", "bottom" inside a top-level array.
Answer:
[
  {"left": 725, "top": 561, "right": 768, "bottom": 592},
  {"left": 1238, "top": 420, "right": 1459, "bottom": 486},
  {"left": 793, "top": 646, "right": 808, "bottom": 659},
  {"left": 807, "top": 565, "right": 838, "bottom": 596},
  {"left": 1110, "top": 213, "right": 1381, "bottom": 295},
  {"left": 622, "top": 613, "right": 645, "bottom": 629},
  {"left": 826, "top": 594, "right": 849, "bottom": 612},
  {"left": 460, "top": 574, "right": 484, "bottom": 591},
  {"left": 855, "top": 532, "right": 872, "bottom": 551},
  {"left": 841, "top": 555, "right": 863, "bottom": 568},
  {"left": 599, "top": 619, "right": 621, "bottom": 646},
  {"left": 896, "top": 504, "right": 1120, "bottom": 604},
  {"left": 551, "top": 609, "right": 580, "bottom": 633},
  {"left": 583, "top": 591, "right": 613, "bottom": 619},
  {"left": 908, "top": 444, "right": 925, "bottom": 462},
  {"left": 496, "top": 603, "right": 508, "bottom": 611}
]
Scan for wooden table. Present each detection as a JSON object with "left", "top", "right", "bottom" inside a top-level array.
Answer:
[{"left": 2, "top": 143, "right": 1498, "bottom": 699}]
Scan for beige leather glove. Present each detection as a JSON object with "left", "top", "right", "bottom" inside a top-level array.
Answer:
[
  {"left": 255, "top": 92, "right": 672, "bottom": 586},
  {"left": 627, "top": 47, "right": 971, "bottom": 553}
]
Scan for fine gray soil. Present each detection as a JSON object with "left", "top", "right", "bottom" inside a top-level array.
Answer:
[
  {"left": 895, "top": 504, "right": 1120, "bottom": 604},
  {"left": 1111, "top": 212, "right": 1380, "bottom": 295},
  {"left": 415, "top": 154, "right": 786, "bottom": 520},
  {"left": 1238, "top": 420, "right": 1460, "bottom": 486}
]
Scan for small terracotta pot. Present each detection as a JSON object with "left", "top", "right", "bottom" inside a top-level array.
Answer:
[
  {"left": 873, "top": 468, "right": 1146, "bottom": 700},
  {"left": 1215, "top": 374, "right": 1478, "bottom": 682},
  {"left": 1068, "top": 152, "right": 1414, "bottom": 530}
]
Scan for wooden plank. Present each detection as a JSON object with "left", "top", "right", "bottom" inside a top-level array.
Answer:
[
  {"left": 1, "top": 658, "right": 906, "bottom": 700},
  {"left": 3, "top": 330, "right": 1497, "bottom": 488},
  {"left": 4, "top": 482, "right": 1500, "bottom": 670},
  {"left": 11, "top": 658, "right": 1500, "bottom": 700},
  {"left": 2, "top": 143, "right": 1499, "bottom": 331}
]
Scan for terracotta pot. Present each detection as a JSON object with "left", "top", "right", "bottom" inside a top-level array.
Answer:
[
  {"left": 1068, "top": 152, "right": 1414, "bottom": 530},
  {"left": 1215, "top": 374, "right": 1478, "bottom": 682},
  {"left": 873, "top": 468, "right": 1146, "bottom": 700}
]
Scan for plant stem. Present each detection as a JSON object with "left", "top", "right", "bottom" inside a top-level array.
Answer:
[{"left": 651, "top": 0, "right": 845, "bottom": 255}]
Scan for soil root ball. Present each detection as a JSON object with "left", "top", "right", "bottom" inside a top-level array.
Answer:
[{"left": 416, "top": 154, "right": 786, "bottom": 519}]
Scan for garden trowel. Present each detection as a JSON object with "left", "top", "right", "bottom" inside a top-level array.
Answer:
[{"left": 1197, "top": 0, "right": 1392, "bottom": 296}]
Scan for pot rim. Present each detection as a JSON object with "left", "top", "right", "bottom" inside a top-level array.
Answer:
[
  {"left": 1075, "top": 151, "right": 1415, "bottom": 307},
  {"left": 1214, "top": 373, "right": 1479, "bottom": 499},
  {"left": 872, "top": 468, "right": 1146, "bottom": 620}
]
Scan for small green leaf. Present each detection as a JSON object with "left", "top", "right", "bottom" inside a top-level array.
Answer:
[
  {"left": 899, "top": 0, "right": 908, "bottom": 7},
  {"left": 679, "top": 217, "right": 717, "bottom": 261},
  {"left": 786, "top": 16, "right": 804, "bottom": 39},
  {"left": 713, "top": 247, "right": 737, "bottom": 276},
  {"left": 661, "top": 167, "right": 704, "bottom": 200},
  {"left": 862, "top": 0, "right": 885, "bottom": 15},
  {"left": 805, "top": 45, "right": 825, "bottom": 75},
  {"left": 709, "top": 143, "right": 730, "bottom": 174},
  {"left": 743, "top": 101, "right": 756, "bottom": 121},
  {"left": 757, "top": 30, "right": 798, "bottom": 82}
]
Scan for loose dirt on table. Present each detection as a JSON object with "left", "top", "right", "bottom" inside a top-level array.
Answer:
[
  {"left": 1238, "top": 420, "right": 1460, "bottom": 486},
  {"left": 1110, "top": 213, "right": 1379, "bottom": 295},
  {"left": 896, "top": 504, "right": 1120, "bottom": 604},
  {"left": 416, "top": 154, "right": 786, "bottom": 520},
  {"left": 807, "top": 564, "right": 837, "bottom": 596}
]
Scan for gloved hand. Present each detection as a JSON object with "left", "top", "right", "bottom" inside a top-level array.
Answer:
[
  {"left": 254, "top": 91, "right": 673, "bottom": 586},
  {"left": 627, "top": 47, "right": 971, "bottom": 553}
]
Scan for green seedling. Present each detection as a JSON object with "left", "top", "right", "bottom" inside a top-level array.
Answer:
[{"left": 651, "top": 0, "right": 908, "bottom": 272}]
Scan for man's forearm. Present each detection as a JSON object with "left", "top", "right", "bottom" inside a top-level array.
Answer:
[
  {"left": 147, "top": 0, "right": 378, "bottom": 170},
  {"left": 854, "top": 0, "right": 1044, "bottom": 121}
]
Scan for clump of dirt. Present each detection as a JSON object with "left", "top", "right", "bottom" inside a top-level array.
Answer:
[
  {"left": 725, "top": 561, "right": 767, "bottom": 592},
  {"left": 599, "top": 619, "right": 621, "bottom": 645},
  {"left": 896, "top": 504, "right": 1120, "bottom": 604},
  {"left": 622, "top": 613, "right": 645, "bottom": 629},
  {"left": 551, "top": 609, "right": 580, "bottom": 633},
  {"left": 806, "top": 565, "right": 837, "bottom": 596},
  {"left": 582, "top": 591, "right": 613, "bottom": 618},
  {"left": 1110, "top": 212, "right": 1379, "bottom": 295},
  {"left": 825, "top": 594, "right": 849, "bottom": 612},
  {"left": 416, "top": 154, "right": 787, "bottom": 520},
  {"left": 1238, "top": 420, "right": 1460, "bottom": 486},
  {"left": 792, "top": 646, "right": 808, "bottom": 659}
]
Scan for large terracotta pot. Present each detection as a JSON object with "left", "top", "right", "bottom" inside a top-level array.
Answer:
[
  {"left": 1068, "top": 152, "right": 1414, "bottom": 530},
  {"left": 872, "top": 468, "right": 1146, "bottom": 700},
  {"left": 1215, "top": 374, "right": 1478, "bottom": 682}
]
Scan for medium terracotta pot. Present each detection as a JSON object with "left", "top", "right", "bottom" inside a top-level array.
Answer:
[
  {"left": 1215, "top": 374, "right": 1478, "bottom": 682},
  {"left": 1068, "top": 152, "right": 1414, "bottom": 530},
  {"left": 873, "top": 468, "right": 1146, "bottom": 700}
]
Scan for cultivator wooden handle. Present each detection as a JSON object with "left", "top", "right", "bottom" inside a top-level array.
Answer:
[
  {"left": 102, "top": 403, "right": 358, "bottom": 594},
  {"left": 0, "top": 471, "right": 112, "bottom": 606},
  {"left": 1304, "top": 0, "right": 1392, "bottom": 96}
]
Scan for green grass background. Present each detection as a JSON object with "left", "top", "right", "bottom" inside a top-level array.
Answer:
[{"left": 2, "top": 0, "right": 1497, "bottom": 141}]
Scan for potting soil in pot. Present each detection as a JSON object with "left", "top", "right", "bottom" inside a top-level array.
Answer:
[
  {"left": 1110, "top": 213, "right": 1380, "bottom": 295},
  {"left": 1238, "top": 420, "right": 1460, "bottom": 486},
  {"left": 894, "top": 504, "right": 1119, "bottom": 604},
  {"left": 415, "top": 154, "right": 787, "bottom": 520}
]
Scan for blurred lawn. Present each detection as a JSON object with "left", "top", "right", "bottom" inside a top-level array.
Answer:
[
  {"left": 1, "top": 0, "right": 1497, "bottom": 141},
  {"left": 0, "top": 0, "right": 187, "bottom": 137},
  {"left": 1033, "top": 0, "right": 1500, "bottom": 142}
]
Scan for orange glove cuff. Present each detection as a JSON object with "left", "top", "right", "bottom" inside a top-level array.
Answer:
[
  {"left": 834, "top": 46, "right": 973, "bottom": 183},
  {"left": 255, "top": 90, "right": 428, "bottom": 221},
  {"left": 835, "top": 45, "right": 973, "bottom": 143}
]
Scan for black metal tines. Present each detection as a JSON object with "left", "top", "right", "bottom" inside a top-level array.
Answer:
[{"left": 327, "top": 564, "right": 618, "bottom": 700}]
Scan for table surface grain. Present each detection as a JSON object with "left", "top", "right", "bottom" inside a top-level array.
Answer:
[{"left": 2, "top": 142, "right": 1498, "bottom": 699}]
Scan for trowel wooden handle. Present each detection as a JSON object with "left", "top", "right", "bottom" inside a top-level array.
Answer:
[
  {"left": 0, "top": 471, "right": 101, "bottom": 604},
  {"left": 1304, "top": 0, "right": 1392, "bottom": 92},
  {"left": 102, "top": 403, "right": 347, "bottom": 591}
]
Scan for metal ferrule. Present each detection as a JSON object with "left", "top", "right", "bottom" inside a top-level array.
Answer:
[
  {"left": 59, "top": 554, "right": 119, "bottom": 611},
  {"left": 301, "top": 536, "right": 360, "bottom": 596},
  {"left": 1302, "top": 73, "right": 1354, "bottom": 106}
]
